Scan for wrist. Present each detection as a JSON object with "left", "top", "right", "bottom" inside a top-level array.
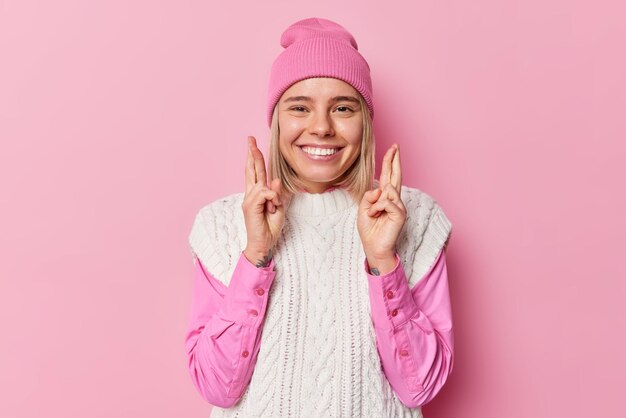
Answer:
[
  {"left": 243, "top": 247, "right": 274, "bottom": 268},
  {"left": 365, "top": 253, "right": 398, "bottom": 276},
  {"left": 364, "top": 249, "right": 396, "bottom": 263}
]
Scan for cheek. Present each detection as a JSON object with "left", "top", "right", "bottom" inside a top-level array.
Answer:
[
  {"left": 337, "top": 123, "right": 363, "bottom": 145},
  {"left": 335, "top": 116, "right": 362, "bottom": 134},
  {"left": 279, "top": 120, "right": 305, "bottom": 145},
  {"left": 280, "top": 119, "right": 304, "bottom": 135},
  {"left": 278, "top": 132, "right": 298, "bottom": 158}
]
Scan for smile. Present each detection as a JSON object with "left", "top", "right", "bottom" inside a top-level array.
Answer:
[
  {"left": 297, "top": 146, "right": 344, "bottom": 161},
  {"left": 300, "top": 146, "right": 341, "bottom": 156}
]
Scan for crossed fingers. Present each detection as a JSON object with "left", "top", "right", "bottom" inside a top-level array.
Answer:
[
  {"left": 378, "top": 144, "right": 403, "bottom": 204},
  {"left": 246, "top": 136, "right": 267, "bottom": 193}
]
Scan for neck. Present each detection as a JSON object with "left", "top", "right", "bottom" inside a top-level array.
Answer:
[
  {"left": 296, "top": 185, "right": 339, "bottom": 194},
  {"left": 287, "top": 185, "right": 356, "bottom": 217}
]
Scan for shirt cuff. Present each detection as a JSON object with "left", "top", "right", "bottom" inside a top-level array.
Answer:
[
  {"left": 222, "top": 251, "right": 277, "bottom": 326},
  {"left": 365, "top": 253, "right": 420, "bottom": 331}
]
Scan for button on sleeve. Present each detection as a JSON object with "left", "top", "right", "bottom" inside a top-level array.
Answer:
[
  {"left": 222, "top": 251, "right": 277, "bottom": 326},
  {"left": 365, "top": 253, "right": 419, "bottom": 330},
  {"left": 184, "top": 252, "right": 277, "bottom": 408},
  {"left": 364, "top": 248, "right": 454, "bottom": 408}
]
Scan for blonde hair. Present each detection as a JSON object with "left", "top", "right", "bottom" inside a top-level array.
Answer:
[{"left": 267, "top": 91, "right": 376, "bottom": 205}]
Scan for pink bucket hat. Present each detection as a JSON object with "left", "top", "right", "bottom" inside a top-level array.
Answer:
[{"left": 266, "top": 17, "right": 374, "bottom": 127}]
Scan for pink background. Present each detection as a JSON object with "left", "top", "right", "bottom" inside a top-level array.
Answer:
[{"left": 1, "top": 0, "right": 624, "bottom": 417}]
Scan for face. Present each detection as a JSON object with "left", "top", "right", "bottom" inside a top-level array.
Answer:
[{"left": 277, "top": 77, "right": 364, "bottom": 194}]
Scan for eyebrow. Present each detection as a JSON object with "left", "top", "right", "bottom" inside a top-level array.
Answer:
[{"left": 282, "top": 95, "right": 360, "bottom": 104}]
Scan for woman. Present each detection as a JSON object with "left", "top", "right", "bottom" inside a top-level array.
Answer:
[{"left": 185, "top": 17, "right": 454, "bottom": 418}]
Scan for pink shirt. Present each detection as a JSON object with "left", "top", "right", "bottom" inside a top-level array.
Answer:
[{"left": 184, "top": 247, "right": 453, "bottom": 409}]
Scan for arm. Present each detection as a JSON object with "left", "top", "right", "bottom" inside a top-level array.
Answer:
[
  {"left": 365, "top": 247, "right": 453, "bottom": 408},
  {"left": 184, "top": 251, "right": 276, "bottom": 408}
]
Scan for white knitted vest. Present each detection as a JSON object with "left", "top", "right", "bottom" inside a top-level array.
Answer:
[{"left": 188, "top": 185, "right": 452, "bottom": 418}]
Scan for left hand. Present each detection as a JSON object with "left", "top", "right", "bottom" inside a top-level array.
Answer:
[{"left": 357, "top": 144, "right": 407, "bottom": 261}]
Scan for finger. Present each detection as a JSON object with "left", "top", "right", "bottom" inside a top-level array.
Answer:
[
  {"left": 361, "top": 188, "right": 382, "bottom": 212},
  {"left": 382, "top": 183, "right": 402, "bottom": 204},
  {"left": 379, "top": 146, "right": 395, "bottom": 191},
  {"left": 384, "top": 184, "right": 406, "bottom": 213},
  {"left": 391, "top": 144, "right": 402, "bottom": 192},
  {"left": 367, "top": 197, "right": 401, "bottom": 217},
  {"left": 280, "top": 184, "right": 293, "bottom": 209},
  {"left": 255, "top": 187, "right": 278, "bottom": 212},
  {"left": 269, "top": 178, "right": 283, "bottom": 206},
  {"left": 246, "top": 145, "right": 255, "bottom": 194},
  {"left": 364, "top": 188, "right": 382, "bottom": 203},
  {"left": 249, "top": 136, "right": 268, "bottom": 186},
  {"left": 266, "top": 179, "right": 283, "bottom": 214},
  {"left": 269, "top": 180, "right": 282, "bottom": 214}
]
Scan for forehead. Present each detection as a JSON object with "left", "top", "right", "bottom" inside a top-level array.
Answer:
[{"left": 281, "top": 77, "right": 358, "bottom": 99}]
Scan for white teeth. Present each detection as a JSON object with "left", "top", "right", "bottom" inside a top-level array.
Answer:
[{"left": 301, "top": 146, "right": 340, "bottom": 156}]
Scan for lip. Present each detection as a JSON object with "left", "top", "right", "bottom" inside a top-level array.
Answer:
[{"left": 297, "top": 144, "right": 345, "bottom": 149}]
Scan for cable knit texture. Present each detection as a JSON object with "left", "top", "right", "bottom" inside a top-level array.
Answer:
[{"left": 188, "top": 185, "right": 452, "bottom": 417}]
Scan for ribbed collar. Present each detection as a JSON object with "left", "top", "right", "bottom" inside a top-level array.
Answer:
[{"left": 287, "top": 186, "right": 357, "bottom": 217}]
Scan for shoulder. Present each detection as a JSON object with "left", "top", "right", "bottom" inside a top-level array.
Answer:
[
  {"left": 196, "top": 192, "right": 244, "bottom": 216},
  {"left": 400, "top": 184, "right": 436, "bottom": 210},
  {"left": 187, "top": 191, "right": 247, "bottom": 284},
  {"left": 191, "top": 191, "right": 245, "bottom": 225},
  {"left": 400, "top": 186, "right": 452, "bottom": 255},
  {"left": 400, "top": 184, "right": 451, "bottom": 230},
  {"left": 398, "top": 185, "right": 454, "bottom": 286},
  {"left": 189, "top": 191, "right": 246, "bottom": 242}
]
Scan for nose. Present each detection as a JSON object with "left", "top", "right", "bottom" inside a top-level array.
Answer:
[{"left": 308, "top": 111, "right": 335, "bottom": 137}]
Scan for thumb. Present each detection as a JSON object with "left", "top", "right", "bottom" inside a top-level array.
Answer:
[
  {"left": 274, "top": 178, "right": 294, "bottom": 208},
  {"left": 365, "top": 188, "right": 382, "bottom": 202},
  {"left": 270, "top": 178, "right": 283, "bottom": 204},
  {"left": 361, "top": 188, "right": 381, "bottom": 209}
]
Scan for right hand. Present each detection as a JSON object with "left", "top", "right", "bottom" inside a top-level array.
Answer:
[{"left": 242, "top": 136, "right": 289, "bottom": 264}]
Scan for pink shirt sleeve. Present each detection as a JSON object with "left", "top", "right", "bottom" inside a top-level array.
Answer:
[
  {"left": 184, "top": 251, "right": 276, "bottom": 408},
  {"left": 364, "top": 247, "right": 453, "bottom": 408}
]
